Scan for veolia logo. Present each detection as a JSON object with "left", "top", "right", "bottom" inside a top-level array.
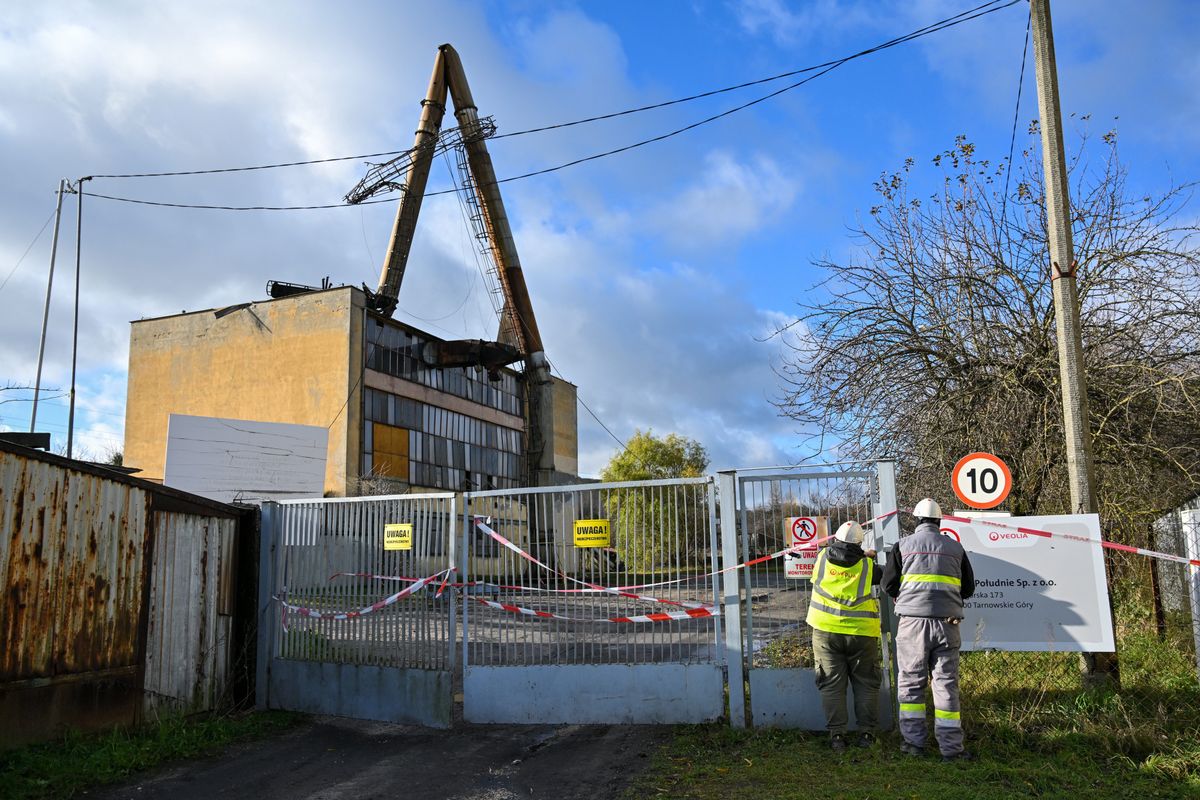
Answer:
[{"left": 984, "top": 529, "right": 1035, "bottom": 548}]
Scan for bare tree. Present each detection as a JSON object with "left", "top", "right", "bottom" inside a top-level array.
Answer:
[{"left": 775, "top": 127, "right": 1200, "bottom": 543}]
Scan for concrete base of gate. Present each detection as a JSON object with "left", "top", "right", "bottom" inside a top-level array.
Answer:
[
  {"left": 748, "top": 667, "right": 894, "bottom": 730},
  {"left": 267, "top": 659, "right": 452, "bottom": 728},
  {"left": 464, "top": 664, "right": 724, "bottom": 724}
]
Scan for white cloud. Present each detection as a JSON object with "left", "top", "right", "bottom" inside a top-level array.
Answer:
[
  {"left": 731, "top": 0, "right": 883, "bottom": 46},
  {"left": 644, "top": 150, "right": 799, "bottom": 248}
]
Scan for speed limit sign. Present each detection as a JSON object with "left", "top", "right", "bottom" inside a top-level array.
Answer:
[{"left": 951, "top": 452, "right": 1012, "bottom": 509}]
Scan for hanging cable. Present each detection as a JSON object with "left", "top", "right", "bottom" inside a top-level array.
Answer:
[
  {"left": 0, "top": 207, "right": 58, "bottom": 296},
  {"left": 79, "top": 0, "right": 1020, "bottom": 205},
  {"left": 1001, "top": 5, "right": 1032, "bottom": 226}
]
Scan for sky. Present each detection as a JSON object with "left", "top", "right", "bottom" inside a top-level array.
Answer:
[{"left": 1, "top": 0, "right": 1198, "bottom": 477}]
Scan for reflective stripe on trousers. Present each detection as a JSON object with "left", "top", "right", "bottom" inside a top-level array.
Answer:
[{"left": 895, "top": 616, "right": 964, "bottom": 756}]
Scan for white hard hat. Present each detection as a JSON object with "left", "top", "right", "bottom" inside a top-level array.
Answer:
[
  {"left": 834, "top": 520, "right": 865, "bottom": 544},
  {"left": 913, "top": 498, "right": 943, "bottom": 519}
]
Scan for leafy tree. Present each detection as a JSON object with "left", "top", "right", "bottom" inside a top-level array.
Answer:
[
  {"left": 600, "top": 430, "right": 709, "bottom": 482},
  {"left": 600, "top": 431, "right": 710, "bottom": 573},
  {"left": 774, "top": 127, "right": 1200, "bottom": 547}
]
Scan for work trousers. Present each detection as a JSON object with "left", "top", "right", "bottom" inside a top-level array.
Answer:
[
  {"left": 811, "top": 628, "right": 881, "bottom": 735},
  {"left": 896, "top": 616, "right": 964, "bottom": 756}
]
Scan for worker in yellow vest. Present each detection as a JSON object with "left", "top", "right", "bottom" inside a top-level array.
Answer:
[{"left": 805, "top": 520, "right": 882, "bottom": 752}]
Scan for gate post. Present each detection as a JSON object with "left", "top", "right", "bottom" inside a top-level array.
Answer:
[
  {"left": 876, "top": 460, "right": 900, "bottom": 549},
  {"left": 718, "top": 470, "right": 746, "bottom": 728},
  {"left": 448, "top": 494, "right": 459, "bottom": 675},
  {"left": 1182, "top": 509, "right": 1200, "bottom": 687},
  {"left": 875, "top": 460, "right": 900, "bottom": 724},
  {"left": 256, "top": 502, "right": 279, "bottom": 710}
]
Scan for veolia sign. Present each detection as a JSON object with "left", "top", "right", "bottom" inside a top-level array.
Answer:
[{"left": 940, "top": 513, "right": 1115, "bottom": 652}]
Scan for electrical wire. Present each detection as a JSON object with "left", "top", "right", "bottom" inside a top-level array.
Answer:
[
  {"left": 0, "top": 207, "right": 58, "bottom": 296},
  {"left": 79, "top": 0, "right": 1020, "bottom": 212},
  {"left": 1001, "top": 5, "right": 1031, "bottom": 225}
]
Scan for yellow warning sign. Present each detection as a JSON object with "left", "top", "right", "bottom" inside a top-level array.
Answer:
[
  {"left": 384, "top": 523, "right": 413, "bottom": 551},
  {"left": 573, "top": 519, "right": 611, "bottom": 548}
]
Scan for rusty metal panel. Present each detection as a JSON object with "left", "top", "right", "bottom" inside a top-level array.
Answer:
[
  {"left": 55, "top": 474, "right": 150, "bottom": 674},
  {"left": 2, "top": 444, "right": 244, "bottom": 744},
  {"left": 1, "top": 452, "right": 152, "bottom": 681},
  {"left": 143, "top": 512, "right": 236, "bottom": 712},
  {"left": 2, "top": 454, "right": 61, "bottom": 680}
]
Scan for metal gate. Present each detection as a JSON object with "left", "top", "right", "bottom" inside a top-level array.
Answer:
[
  {"left": 719, "top": 462, "right": 899, "bottom": 728},
  {"left": 460, "top": 478, "right": 725, "bottom": 723},
  {"left": 257, "top": 494, "right": 458, "bottom": 727}
]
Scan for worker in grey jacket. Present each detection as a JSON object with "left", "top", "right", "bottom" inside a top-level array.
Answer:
[{"left": 882, "top": 498, "right": 976, "bottom": 762}]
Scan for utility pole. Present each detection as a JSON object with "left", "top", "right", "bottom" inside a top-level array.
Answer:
[
  {"left": 30, "top": 179, "right": 66, "bottom": 435},
  {"left": 1029, "top": 0, "right": 1116, "bottom": 684},
  {"left": 67, "top": 178, "right": 88, "bottom": 459}
]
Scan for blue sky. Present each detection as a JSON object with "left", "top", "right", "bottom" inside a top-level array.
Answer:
[{"left": 1, "top": 0, "right": 1197, "bottom": 476}]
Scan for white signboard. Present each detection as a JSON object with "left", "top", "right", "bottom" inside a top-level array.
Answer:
[
  {"left": 163, "top": 414, "right": 328, "bottom": 504},
  {"left": 939, "top": 513, "right": 1115, "bottom": 652},
  {"left": 784, "top": 516, "right": 827, "bottom": 580}
]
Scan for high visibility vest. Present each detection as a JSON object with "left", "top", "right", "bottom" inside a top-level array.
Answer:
[{"left": 805, "top": 549, "right": 881, "bottom": 637}]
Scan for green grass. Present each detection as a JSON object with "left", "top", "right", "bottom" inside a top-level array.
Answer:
[
  {"left": 632, "top": 724, "right": 1200, "bottom": 800},
  {"left": 0, "top": 710, "right": 303, "bottom": 800},
  {"left": 637, "top": 587, "right": 1200, "bottom": 799}
]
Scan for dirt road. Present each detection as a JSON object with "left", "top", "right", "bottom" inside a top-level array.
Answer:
[{"left": 89, "top": 717, "right": 669, "bottom": 800}]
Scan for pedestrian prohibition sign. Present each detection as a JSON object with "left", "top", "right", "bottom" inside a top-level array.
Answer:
[
  {"left": 789, "top": 517, "right": 819, "bottom": 548},
  {"left": 951, "top": 452, "right": 1012, "bottom": 510},
  {"left": 784, "top": 516, "right": 827, "bottom": 580}
]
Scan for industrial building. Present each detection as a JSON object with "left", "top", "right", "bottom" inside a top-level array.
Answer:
[
  {"left": 124, "top": 44, "right": 579, "bottom": 496},
  {"left": 123, "top": 286, "right": 578, "bottom": 495}
]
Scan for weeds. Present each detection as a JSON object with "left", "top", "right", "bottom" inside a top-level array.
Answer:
[{"left": 0, "top": 710, "right": 303, "bottom": 800}]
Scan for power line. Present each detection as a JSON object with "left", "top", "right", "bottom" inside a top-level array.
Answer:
[
  {"left": 79, "top": 0, "right": 1020, "bottom": 211},
  {"left": 0, "top": 207, "right": 58, "bottom": 296},
  {"left": 1001, "top": 5, "right": 1032, "bottom": 225},
  {"left": 79, "top": 190, "right": 397, "bottom": 211},
  {"left": 577, "top": 392, "right": 627, "bottom": 452},
  {"left": 493, "top": 0, "right": 1019, "bottom": 141},
  {"left": 86, "top": 149, "right": 409, "bottom": 180}
]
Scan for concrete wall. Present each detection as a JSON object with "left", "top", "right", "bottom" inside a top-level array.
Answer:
[
  {"left": 125, "top": 287, "right": 361, "bottom": 496},
  {"left": 550, "top": 376, "right": 578, "bottom": 477}
]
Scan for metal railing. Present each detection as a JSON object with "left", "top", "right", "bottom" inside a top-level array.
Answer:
[
  {"left": 738, "top": 470, "right": 879, "bottom": 671},
  {"left": 462, "top": 478, "right": 721, "bottom": 667},
  {"left": 274, "top": 493, "right": 457, "bottom": 670}
]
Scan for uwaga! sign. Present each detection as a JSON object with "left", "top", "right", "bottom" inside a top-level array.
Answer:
[
  {"left": 573, "top": 519, "right": 611, "bottom": 548},
  {"left": 939, "top": 514, "right": 1115, "bottom": 652}
]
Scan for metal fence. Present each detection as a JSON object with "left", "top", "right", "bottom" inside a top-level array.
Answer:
[
  {"left": 723, "top": 465, "right": 898, "bottom": 729},
  {"left": 462, "top": 479, "right": 721, "bottom": 667},
  {"left": 738, "top": 470, "right": 880, "bottom": 672},
  {"left": 272, "top": 493, "right": 457, "bottom": 670},
  {"left": 253, "top": 467, "right": 1200, "bottom": 733},
  {"left": 0, "top": 442, "right": 246, "bottom": 747},
  {"left": 460, "top": 478, "right": 725, "bottom": 723}
]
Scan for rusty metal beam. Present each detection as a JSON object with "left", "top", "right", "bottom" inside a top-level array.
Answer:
[{"left": 374, "top": 50, "right": 450, "bottom": 317}]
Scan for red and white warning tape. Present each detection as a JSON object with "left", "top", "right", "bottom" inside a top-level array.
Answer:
[
  {"left": 285, "top": 507, "right": 1198, "bottom": 624},
  {"left": 939, "top": 512, "right": 1200, "bottom": 568},
  {"left": 471, "top": 517, "right": 713, "bottom": 609},
  {"left": 328, "top": 571, "right": 714, "bottom": 609},
  {"left": 276, "top": 568, "right": 451, "bottom": 621},
  {"left": 470, "top": 596, "right": 719, "bottom": 624}
]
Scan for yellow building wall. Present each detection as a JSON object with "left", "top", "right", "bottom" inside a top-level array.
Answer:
[
  {"left": 124, "top": 287, "right": 363, "bottom": 495},
  {"left": 550, "top": 375, "right": 578, "bottom": 477}
]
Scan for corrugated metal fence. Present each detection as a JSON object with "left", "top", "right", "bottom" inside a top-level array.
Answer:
[{"left": 0, "top": 442, "right": 246, "bottom": 747}]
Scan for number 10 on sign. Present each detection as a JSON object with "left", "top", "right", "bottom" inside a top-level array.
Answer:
[{"left": 951, "top": 452, "right": 1012, "bottom": 510}]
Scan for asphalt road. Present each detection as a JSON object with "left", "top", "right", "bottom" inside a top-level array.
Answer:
[{"left": 89, "top": 716, "right": 669, "bottom": 800}]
